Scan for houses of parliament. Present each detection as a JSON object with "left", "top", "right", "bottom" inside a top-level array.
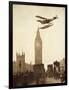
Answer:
[{"left": 13, "top": 28, "right": 45, "bottom": 74}]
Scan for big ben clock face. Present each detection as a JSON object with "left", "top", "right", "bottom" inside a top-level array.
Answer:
[{"left": 36, "top": 42, "right": 40, "bottom": 47}]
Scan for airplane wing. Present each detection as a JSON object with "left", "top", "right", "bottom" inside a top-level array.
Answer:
[
  {"left": 35, "top": 15, "right": 47, "bottom": 19},
  {"left": 39, "top": 24, "right": 53, "bottom": 29}
]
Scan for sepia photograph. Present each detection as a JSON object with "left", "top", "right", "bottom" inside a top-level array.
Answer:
[{"left": 9, "top": 1, "right": 67, "bottom": 88}]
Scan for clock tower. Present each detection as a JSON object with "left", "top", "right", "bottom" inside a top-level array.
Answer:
[
  {"left": 35, "top": 28, "right": 42, "bottom": 64},
  {"left": 34, "top": 28, "right": 45, "bottom": 84}
]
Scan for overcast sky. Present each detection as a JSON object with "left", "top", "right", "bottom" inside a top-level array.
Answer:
[{"left": 13, "top": 4, "right": 65, "bottom": 69}]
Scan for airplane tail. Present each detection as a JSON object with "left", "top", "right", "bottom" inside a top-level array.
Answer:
[{"left": 37, "top": 20, "right": 42, "bottom": 23}]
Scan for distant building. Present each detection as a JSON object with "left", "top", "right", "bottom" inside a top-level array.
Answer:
[
  {"left": 53, "top": 60, "right": 60, "bottom": 79},
  {"left": 53, "top": 60, "right": 60, "bottom": 73},
  {"left": 25, "top": 63, "right": 33, "bottom": 72},
  {"left": 60, "top": 58, "right": 65, "bottom": 82},
  {"left": 60, "top": 58, "right": 65, "bottom": 72},
  {"left": 47, "top": 64, "right": 53, "bottom": 72},
  {"left": 13, "top": 52, "right": 34, "bottom": 74},
  {"left": 13, "top": 61, "right": 17, "bottom": 75},
  {"left": 16, "top": 52, "right": 25, "bottom": 73},
  {"left": 47, "top": 64, "right": 53, "bottom": 77}
]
